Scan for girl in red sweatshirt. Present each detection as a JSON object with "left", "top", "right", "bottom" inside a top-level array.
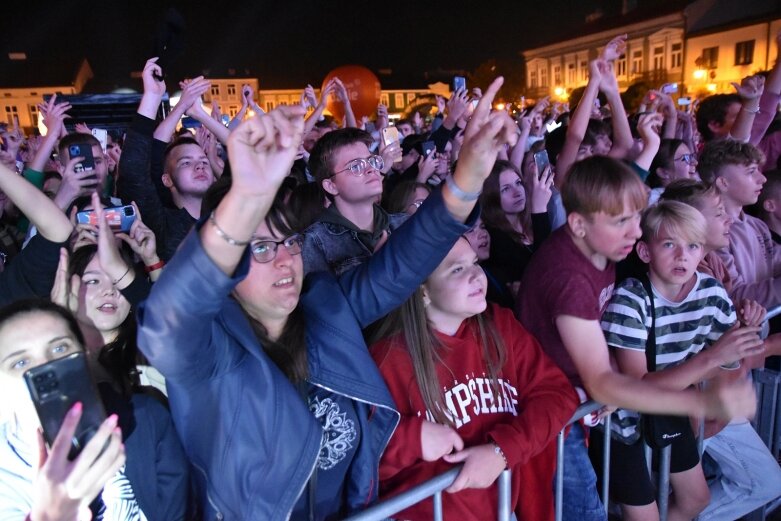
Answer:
[{"left": 370, "top": 237, "right": 579, "bottom": 521}]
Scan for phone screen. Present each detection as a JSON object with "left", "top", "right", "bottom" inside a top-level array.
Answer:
[{"left": 381, "top": 127, "right": 400, "bottom": 147}]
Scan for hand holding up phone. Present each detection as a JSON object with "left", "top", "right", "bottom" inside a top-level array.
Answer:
[{"left": 29, "top": 403, "right": 125, "bottom": 521}]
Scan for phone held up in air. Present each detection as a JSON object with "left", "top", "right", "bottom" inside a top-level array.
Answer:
[
  {"left": 452, "top": 76, "right": 466, "bottom": 92},
  {"left": 24, "top": 352, "right": 107, "bottom": 460},
  {"left": 68, "top": 143, "right": 96, "bottom": 174},
  {"left": 534, "top": 150, "right": 550, "bottom": 176},
  {"left": 91, "top": 128, "right": 109, "bottom": 153},
  {"left": 77, "top": 205, "right": 137, "bottom": 233},
  {"left": 421, "top": 140, "right": 436, "bottom": 158},
  {"left": 381, "top": 126, "right": 400, "bottom": 147}
]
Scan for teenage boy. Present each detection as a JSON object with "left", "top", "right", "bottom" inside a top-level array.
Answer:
[
  {"left": 698, "top": 140, "right": 781, "bottom": 308},
  {"left": 600, "top": 201, "right": 767, "bottom": 521},
  {"left": 516, "top": 156, "right": 757, "bottom": 521},
  {"left": 303, "top": 128, "right": 407, "bottom": 275}
]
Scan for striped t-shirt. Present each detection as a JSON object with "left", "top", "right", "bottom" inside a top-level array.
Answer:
[{"left": 601, "top": 272, "right": 736, "bottom": 370}]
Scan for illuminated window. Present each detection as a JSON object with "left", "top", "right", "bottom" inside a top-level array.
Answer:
[
  {"left": 632, "top": 50, "right": 643, "bottom": 74},
  {"left": 266, "top": 101, "right": 275, "bottom": 111},
  {"left": 671, "top": 42, "right": 683, "bottom": 69},
  {"left": 227, "top": 84, "right": 237, "bottom": 97},
  {"left": 580, "top": 61, "right": 587, "bottom": 82},
  {"left": 567, "top": 63, "right": 576, "bottom": 84},
  {"left": 394, "top": 93, "right": 404, "bottom": 107},
  {"left": 211, "top": 85, "right": 220, "bottom": 96},
  {"left": 702, "top": 46, "right": 719, "bottom": 69},
  {"left": 653, "top": 46, "right": 664, "bottom": 70},
  {"left": 380, "top": 93, "right": 389, "bottom": 106},
  {"left": 540, "top": 67, "right": 548, "bottom": 87},
  {"left": 553, "top": 65, "right": 561, "bottom": 84},
  {"left": 616, "top": 57, "right": 627, "bottom": 77},
  {"left": 530, "top": 70, "right": 537, "bottom": 88},
  {"left": 5, "top": 106, "right": 18, "bottom": 125}
]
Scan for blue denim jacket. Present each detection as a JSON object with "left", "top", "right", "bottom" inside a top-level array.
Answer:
[
  {"left": 137, "top": 188, "right": 476, "bottom": 520},
  {"left": 302, "top": 208, "right": 408, "bottom": 276}
]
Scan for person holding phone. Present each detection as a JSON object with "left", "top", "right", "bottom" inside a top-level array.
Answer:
[
  {"left": 479, "top": 160, "right": 554, "bottom": 306},
  {"left": 137, "top": 79, "right": 517, "bottom": 519},
  {"left": 0, "top": 299, "right": 189, "bottom": 521}
]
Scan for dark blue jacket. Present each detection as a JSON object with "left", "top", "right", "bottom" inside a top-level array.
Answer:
[{"left": 137, "top": 189, "right": 475, "bottom": 520}]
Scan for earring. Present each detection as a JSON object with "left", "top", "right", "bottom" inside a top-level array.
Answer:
[{"left": 578, "top": 230, "right": 585, "bottom": 238}]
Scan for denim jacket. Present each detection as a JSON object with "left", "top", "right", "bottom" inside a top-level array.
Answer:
[
  {"left": 137, "top": 188, "right": 476, "bottom": 520},
  {"left": 302, "top": 206, "right": 408, "bottom": 276}
]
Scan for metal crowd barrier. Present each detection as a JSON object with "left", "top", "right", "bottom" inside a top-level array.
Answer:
[{"left": 345, "top": 465, "right": 513, "bottom": 521}]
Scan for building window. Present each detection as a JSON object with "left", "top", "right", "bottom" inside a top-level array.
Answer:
[
  {"left": 211, "top": 85, "right": 220, "bottom": 97},
  {"left": 671, "top": 42, "right": 683, "bottom": 69},
  {"left": 735, "top": 40, "right": 755, "bottom": 66},
  {"left": 394, "top": 93, "right": 404, "bottom": 108},
  {"left": 228, "top": 106, "right": 239, "bottom": 117},
  {"left": 553, "top": 65, "right": 561, "bottom": 85},
  {"left": 4, "top": 106, "right": 18, "bottom": 125},
  {"left": 616, "top": 57, "right": 627, "bottom": 77},
  {"left": 567, "top": 63, "right": 576, "bottom": 84},
  {"left": 540, "top": 67, "right": 548, "bottom": 87},
  {"left": 227, "top": 84, "right": 237, "bottom": 97},
  {"left": 631, "top": 50, "right": 643, "bottom": 74},
  {"left": 580, "top": 61, "right": 587, "bottom": 82},
  {"left": 29, "top": 104, "right": 38, "bottom": 125},
  {"left": 380, "top": 93, "right": 389, "bottom": 106},
  {"left": 530, "top": 70, "right": 537, "bottom": 88},
  {"left": 408, "top": 92, "right": 416, "bottom": 102},
  {"left": 266, "top": 101, "right": 275, "bottom": 112},
  {"left": 702, "top": 46, "right": 719, "bottom": 69},
  {"left": 653, "top": 46, "right": 664, "bottom": 70}
]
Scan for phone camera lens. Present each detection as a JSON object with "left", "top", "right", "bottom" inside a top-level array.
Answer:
[{"left": 124, "top": 207, "right": 133, "bottom": 216}]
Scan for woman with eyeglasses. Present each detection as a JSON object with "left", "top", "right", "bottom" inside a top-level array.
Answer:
[
  {"left": 137, "top": 80, "right": 519, "bottom": 520},
  {"left": 648, "top": 138, "right": 699, "bottom": 204}
]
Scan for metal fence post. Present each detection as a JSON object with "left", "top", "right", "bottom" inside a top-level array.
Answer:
[
  {"left": 497, "top": 470, "right": 512, "bottom": 521},
  {"left": 555, "top": 430, "right": 565, "bottom": 521},
  {"left": 657, "top": 445, "right": 672, "bottom": 521},
  {"left": 433, "top": 491, "right": 443, "bottom": 521},
  {"left": 601, "top": 412, "right": 612, "bottom": 514}
]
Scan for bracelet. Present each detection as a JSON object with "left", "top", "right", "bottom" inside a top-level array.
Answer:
[
  {"left": 209, "top": 211, "right": 250, "bottom": 247},
  {"left": 144, "top": 260, "right": 165, "bottom": 273},
  {"left": 492, "top": 442, "right": 509, "bottom": 469},
  {"left": 445, "top": 175, "right": 482, "bottom": 201},
  {"left": 112, "top": 267, "right": 131, "bottom": 286},
  {"left": 741, "top": 106, "right": 760, "bottom": 114}
]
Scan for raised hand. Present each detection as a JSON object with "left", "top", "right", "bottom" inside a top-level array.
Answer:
[
  {"left": 178, "top": 76, "right": 212, "bottom": 116},
  {"left": 732, "top": 74, "right": 765, "bottom": 103},
  {"left": 445, "top": 88, "right": 470, "bottom": 124},
  {"left": 443, "top": 444, "right": 506, "bottom": 493},
  {"left": 116, "top": 202, "right": 159, "bottom": 267},
  {"left": 53, "top": 156, "right": 100, "bottom": 210},
  {"left": 377, "top": 103, "right": 389, "bottom": 130},
  {"left": 29, "top": 404, "right": 125, "bottom": 521},
  {"left": 303, "top": 84, "right": 319, "bottom": 109},
  {"left": 92, "top": 192, "right": 135, "bottom": 290},
  {"left": 142, "top": 58, "right": 166, "bottom": 97},
  {"left": 39, "top": 94, "right": 71, "bottom": 137},
  {"left": 738, "top": 299, "right": 767, "bottom": 327},
  {"left": 601, "top": 34, "right": 627, "bottom": 62},
  {"left": 74, "top": 123, "right": 92, "bottom": 135},
  {"left": 227, "top": 105, "right": 307, "bottom": 197},
  {"left": 420, "top": 421, "right": 463, "bottom": 462},
  {"left": 529, "top": 165, "right": 554, "bottom": 213},
  {"left": 50, "top": 248, "right": 79, "bottom": 312}
]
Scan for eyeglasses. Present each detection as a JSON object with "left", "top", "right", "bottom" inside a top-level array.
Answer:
[
  {"left": 674, "top": 153, "right": 697, "bottom": 165},
  {"left": 332, "top": 155, "right": 385, "bottom": 177},
  {"left": 249, "top": 235, "right": 303, "bottom": 263}
]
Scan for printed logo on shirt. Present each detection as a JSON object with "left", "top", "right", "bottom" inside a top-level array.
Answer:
[
  {"left": 310, "top": 396, "right": 357, "bottom": 470},
  {"left": 419, "top": 376, "right": 519, "bottom": 429},
  {"left": 598, "top": 283, "right": 615, "bottom": 314}
]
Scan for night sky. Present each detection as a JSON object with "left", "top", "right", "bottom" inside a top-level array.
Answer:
[{"left": 2, "top": 0, "right": 679, "bottom": 91}]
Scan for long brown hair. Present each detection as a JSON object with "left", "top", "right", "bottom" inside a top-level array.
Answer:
[
  {"left": 371, "top": 286, "right": 507, "bottom": 427},
  {"left": 480, "top": 160, "right": 533, "bottom": 244}
]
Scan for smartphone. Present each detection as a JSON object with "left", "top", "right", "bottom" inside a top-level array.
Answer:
[
  {"left": 677, "top": 97, "right": 691, "bottom": 106},
  {"left": 91, "top": 128, "right": 108, "bottom": 153},
  {"left": 421, "top": 140, "right": 436, "bottom": 157},
  {"left": 534, "top": 150, "right": 550, "bottom": 175},
  {"left": 453, "top": 76, "right": 466, "bottom": 92},
  {"left": 24, "top": 352, "right": 106, "bottom": 460},
  {"left": 661, "top": 83, "right": 678, "bottom": 95},
  {"left": 67, "top": 143, "right": 95, "bottom": 173},
  {"left": 381, "top": 126, "right": 400, "bottom": 147},
  {"left": 77, "top": 205, "right": 136, "bottom": 233}
]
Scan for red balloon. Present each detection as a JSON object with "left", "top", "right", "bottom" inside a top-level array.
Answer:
[{"left": 322, "top": 65, "right": 382, "bottom": 122}]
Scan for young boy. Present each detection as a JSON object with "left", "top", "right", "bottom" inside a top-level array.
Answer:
[
  {"left": 303, "top": 128, "right": 407, "bottom": 275},
  {"left": 758, "top": 170, "right": 781, "bottom": 244},
  {"left": 516, "top": 156, "right": 756, "bottom": 520},
  {"left": 698, "top": 140, "right": 781, "bottom": 309},
  {"left": 600, "top": 201, "right": 765, "bottom": 520}
]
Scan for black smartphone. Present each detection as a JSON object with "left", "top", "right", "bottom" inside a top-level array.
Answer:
[
  {"left": 453, "top": 76, "right": 466, "bottom": 92},
  {"left": 421, "top": 140, "right": 436, "bottom": 157},
  {"left": 67, "top": 143, "right": 96, "bottom": 174},
  {"left": 534, "top": 150, "right": 550, "bottom": 176},
  {"left": 24, "top": 352, "right": 106, "bottom": 460}
]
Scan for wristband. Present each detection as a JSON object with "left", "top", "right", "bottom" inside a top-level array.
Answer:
[
  {"left": 445, "top": 175, "right": 481, "bottom": 201},
  {"left": 209, "top": 211, "right": 251, "bottom": 247},
  {"left": 144, "top": 260, "right": 165, "bottom": 273},
  {"left": 492, "top": 442, "right": 509, "bottom": 469},
  {"left": 741, "top": 105, "right": 760, "bottom": 114}
]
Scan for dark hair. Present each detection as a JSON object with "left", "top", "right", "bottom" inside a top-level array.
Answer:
[
  {"left": 309, "top": 128, "right": 374, "bottom": 183},
  {"left": 0, "top": 299, "right": 85, "bottom": 348},
  {"left": 163, "top": 136, "right": 201, "bottom": 172},
  {"left": 382, "top": 180, "right": 430, "bottom": 214},
  {"left": 697, "top": 139, "right": 765, "bottom": 185},
  {"left": 695, "top": 94, "right": 741, "bottom": 142},
  {"left": 648, "top": 139, "right": 687, "bottom": 188},
  {"left": 480, "top": 160, "right": 533, "bottom": 244},
  {"left": 57, "top": 133, "right": 101, "bottom": 160},
  {"left": 200, "top": 175, "right": 309, "bottom": 382},
  {"left": 759, "top": 169, "right": 781, "bottom": 216},
  {"left": 659, "top": 178, "right": 719, "bottom": 212},
  {"left": 288, "top": 182, "right": 327, "bottom": 230},
  {"left": 545, "top": 125, "right": 567, "bottom": 166},
  {"left": 586, "top": 118, "right": 611, "bottom": 141},
  {"left": 68, "top": 245, "right": 142, "bottom": 397}
]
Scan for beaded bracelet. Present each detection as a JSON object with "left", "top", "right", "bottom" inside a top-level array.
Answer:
[
  {"left": 209, "top": 211, "right": 250, "bottom": 247},
  {"left": 492, "top": 442, "right": 508, "bottom": 469}
]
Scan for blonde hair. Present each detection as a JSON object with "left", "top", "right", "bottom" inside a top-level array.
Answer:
[{"left": 641, "top": 200, "right": 707, "bottom": 244}]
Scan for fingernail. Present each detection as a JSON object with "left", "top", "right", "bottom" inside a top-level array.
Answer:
[
  {"left": 113, "top": 427, "right": 122, "bottom": 435},
  {"left": 107, "top": 414, "right": 118, "bottom": 427},
  {"left": 69, "top": 402, "right": 83, "bottom": 416}
]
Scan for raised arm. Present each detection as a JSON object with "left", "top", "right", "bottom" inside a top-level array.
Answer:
[
  {"left": 633, "top": 112, "right": 663, "bottom": 172},
  {"left": 153, "top": 76, "right": 211, "bottom": 143},
  {"left": 0, "top": 163, "right": 71, "bottom": 242},
  {"left": 729, "top": 75, "right": 765, "bottom": 143},
  {"left": 184, "top": 79, "right": 231, "bottom": 145},
  {"left": 333, "top": 78, "right": 357, "bottom": 128},
  {"left": 29, "top": 95, "right": 71, "bottom": 173}
]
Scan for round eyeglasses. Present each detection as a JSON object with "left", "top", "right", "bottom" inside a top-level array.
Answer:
[
  {"left": 249, "top": 235, "right": 303, "bottom": 263},
  {"left": 332, "top": 155, "right": 385, "bottom": 177},
  {"left": 674, "top": 153, "right": 697, "bottom": 165}
]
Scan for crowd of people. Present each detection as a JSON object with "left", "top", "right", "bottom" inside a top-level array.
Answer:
[{"left": 0, "top": 31, "right": 781, "bottom": 520}]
